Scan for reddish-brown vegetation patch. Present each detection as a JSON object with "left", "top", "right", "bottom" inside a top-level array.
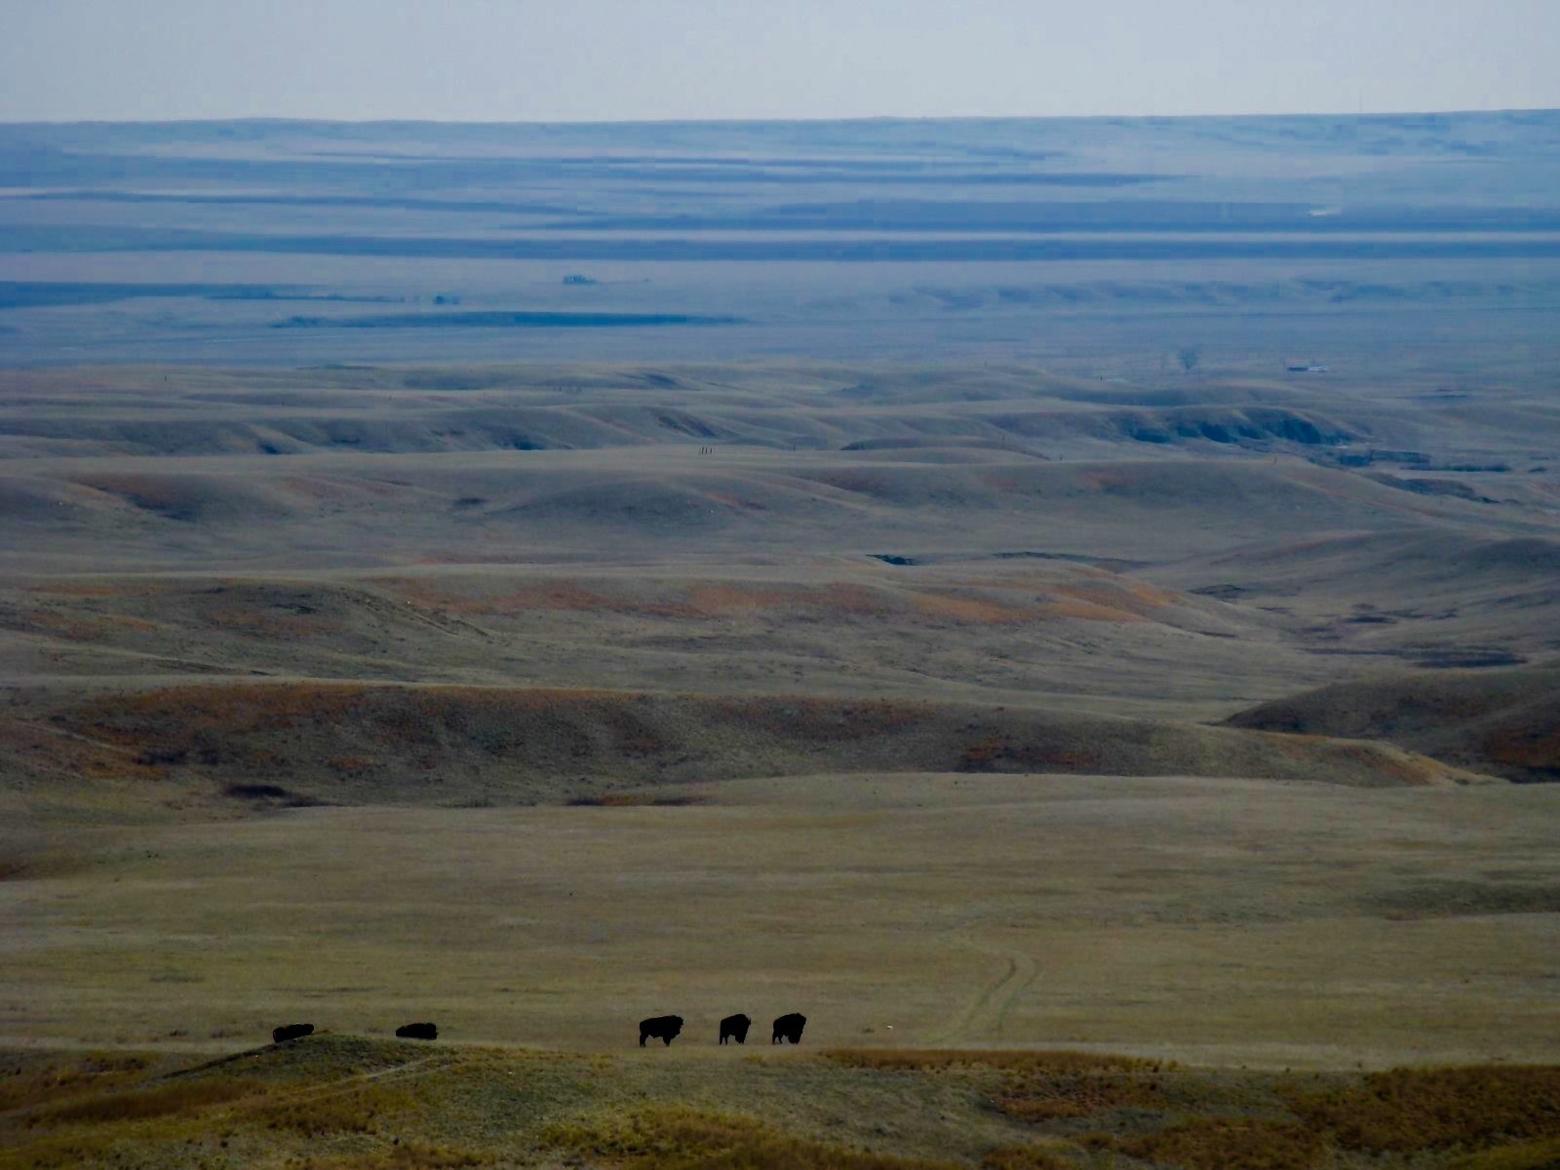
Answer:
[
  {"left": 1116, "top": 1118, "right": 1328, "bottom": 1170},
  {"left": 1035, "top": 596, "right": 1143, "bottom": 622},
  {"left": 24, "top": 582, "right": 124, "bottom": 599},
  {"left": 1482, "top": 726, "right": 1560, "bottom": 773},
  {"left": 0, "top": 715, "right": 159, "bottom": 782},
  {"left": 994, "top": 1070, "right": 1166, "bottom": 1122},
  {"left": 909, "top": 593, "right": 1036, "bottom": 624},
  {"left": 826, "top": 1049, "right": 1165, "bottom": 1126},
  {"left": 957, "top": 736, "right": 1099, "bottom": 773},
  {"left": 1047, "top": 581, "right": 1173, "bottom": 622},
  {"left": 686, "top": 582, "right": 890, "bottom": 618},
  {"left": 980, "top": 1147, "right": 1071, "bottom": 1170},
  {"left": 545, "top": 1106, "right": 963, "bottom": 1170},
  {"left": 74, "top": 475, "right": 190, "bottom": 511},
  {"left": 1287, "top": 1065, "right": 1560, "bottom": 1152},
  {"left": 19, "top": 609, "right": 114, "bottom": 641}
]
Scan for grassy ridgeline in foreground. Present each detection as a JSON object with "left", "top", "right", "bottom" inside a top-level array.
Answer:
[{"left": 3, "top": 1038, "right": 1558, "bottom": 1170}]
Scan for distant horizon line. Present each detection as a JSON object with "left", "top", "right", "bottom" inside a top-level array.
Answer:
[{"left": 4, "top": 106, "right": 1558, "bottom": 129}]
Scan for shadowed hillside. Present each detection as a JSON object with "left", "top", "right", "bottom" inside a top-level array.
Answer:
[
  {"left": 1229, "top": 663, "right": 1560, "bottom": 782},
  {"left": 3, "top": 680, "right": 1484, "bottom": 819},
  {"left": 1156, "top": 530, "right": 1560, "bottom": 664}
]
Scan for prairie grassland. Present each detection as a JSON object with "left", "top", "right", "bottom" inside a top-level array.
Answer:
[
  {"left": 2, "top": 1037, "right": 1557, "bottom": 1170},
  {"left": 4, "top": 774, "right": 1556, "bottom": 1067}
]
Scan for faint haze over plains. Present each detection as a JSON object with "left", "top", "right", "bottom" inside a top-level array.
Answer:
[{"left": 2, "top": 0, "right": 1558, "bottom": 122}]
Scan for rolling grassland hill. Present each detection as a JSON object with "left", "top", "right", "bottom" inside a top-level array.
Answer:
[
  {"left": 1229, "top": 662, "right": 1560, "bottom": 782},
  {"left": 1, "top": 105, "right": 1559, "bottom": 1166},
  {"left": 0, "top": 357, "right": 1556, "bottom": 1166}
]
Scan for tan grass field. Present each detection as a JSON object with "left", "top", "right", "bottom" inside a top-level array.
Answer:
[{"left": 6, "top": 774, "right": 1556, "bottom": 1067}]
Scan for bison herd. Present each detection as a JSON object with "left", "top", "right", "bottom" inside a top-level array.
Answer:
[
  {"left": 641, "top": 1012, "right": 807, "bottom": 1047},
  {"left": 271, "top": 1021, "right": 435, "bottom": 1045},
  {"left": 272, "top": 1012, "right": 806, "bottom": 1049}
]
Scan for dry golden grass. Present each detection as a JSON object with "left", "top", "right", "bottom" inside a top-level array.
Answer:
[
  {"left": 28, "top": 1075, "right": 259, "bottom": 1126},
  {"left": 978, "top": 1147, "right": 1072, "bottom": 1170},
  {"left": 1116, "top": 1118, "right": 1329, "bottom": 1170},
  {"left": 1052, "top": 579, "right": 1182, "bottom": 621},
  {"left": 0, "top": 1054, "right": 155, "bottom": 1114},
  {"left": 908, "top": 592, "right": 1038, "bottom": 624},
  {"left": 0, "top": 1056, "right": 447, "bottom": 1170},
  {"left": 0, "top": 1132, "right": 123, "bottom": 1170},
  {"left": 6, "top": 1037, "right": 1560, "bottom": 1170},
  {"left": 245, "top": 1081, "right": 421, "bottom": 1137},
  {"left": 1035, "top": 596, "right": 1142, "bottom": 622},
  {"left": 993, "top": 1071, "right": 1166, "bottom": 1123},
  {"left": 1288, "top": 1065, "right": 1560, "bottom": 1152},
  {"left": 385, "top": 573, "right": 1190, "bottom": 629},
  {"left": 7, "top": 778, "right": 1553, "bottom": 1061},
  {"left": 545, "top": 1106, "right": 967, "bottom": 1170},
  {"left": 286, "top": 1145, "right": 494, "bottom": 1170},
  {"left": 1447, "top": 1136, "right": 1560, "bottom": 1170},
  {"left": 824, "top": 1050, "right": 1153, "bottom": 1074},
  {"left": 826, "top": 1049, "right": 1165, "bottom": 1124}
]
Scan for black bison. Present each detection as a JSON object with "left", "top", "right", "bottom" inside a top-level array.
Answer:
[
  {"left": 271, "top": 1023, "right": 314, "bottom": 1044},
  {"left": 718, "top": 1013, "right": 751, "bottom": 1045},
  {"left": 639, "top": 1014, "right": 683, "bottom": 1047},
  {"left": 771, "top": 1012, "right": 806, "bottom": 1044},
  {"left": 395, "top": 1022, "right": 438, "bottom": 1040}
]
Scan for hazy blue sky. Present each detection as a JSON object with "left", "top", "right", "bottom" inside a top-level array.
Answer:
[{"left": 2, "top": 0, "right": 1557, "bottom": 122}]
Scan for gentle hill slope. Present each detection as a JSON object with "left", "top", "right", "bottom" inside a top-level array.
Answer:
[
  {"left": 1228, "top": 663, "right": 1560, "bottom": 782},
  {"left": 5, "top": 1035, "right": 1558, "bottom": 1170},
  {"left": 3, "top": 680, "right": 1486, "bottom": 817}
]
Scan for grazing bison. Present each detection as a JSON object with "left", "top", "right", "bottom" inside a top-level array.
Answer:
[
  {"left": 718, "top": 1013, "right": 751, "bottom": 1045},
  {"left": 395, "top": 1022, "right": 438, "bottom": 1040},
  {"left": 639, "top": 1014, "right": 683, "bottom": 1047},
  {"left": 771, "top": 1012, "right": 806, "bottom": 1045},
  {"left": 271, "top": 1023, "right": 314, "bottom": 1044}
]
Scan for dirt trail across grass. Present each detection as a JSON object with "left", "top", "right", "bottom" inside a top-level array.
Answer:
[{"left": 934, "top": 940, "right": 1041, "bottom": 1045}]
